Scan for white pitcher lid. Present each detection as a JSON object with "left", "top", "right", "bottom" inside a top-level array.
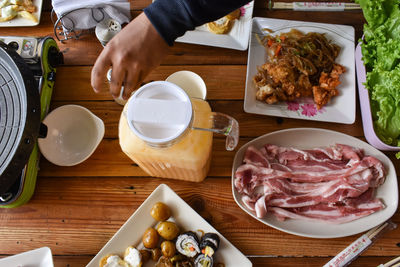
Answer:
[{"left": 126, "top": 81, "right": 193, "bottom": 145}]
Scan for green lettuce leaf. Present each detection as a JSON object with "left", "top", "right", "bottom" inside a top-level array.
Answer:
[
  {"left": 358, "top": 0, "right": 400, "bottom": 149},
  {"left": 376, "top": 39, "right": 400, "bottom": 70},
  {"left": 356, "top": 0, "right": 398, "bottom": 28},
  {"left": 367, "top": 65, "right": 400, "bottom": 147},
  {"left": 356, "top": 0, "right": 384, "bottom": 27}
]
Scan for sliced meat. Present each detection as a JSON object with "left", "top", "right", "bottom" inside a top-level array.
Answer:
[{"left": 234, "top": 144, "right": 386, "bottom": 224}]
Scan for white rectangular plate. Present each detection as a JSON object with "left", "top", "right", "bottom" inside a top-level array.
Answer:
[
  {"left": 232, "top": 128, "right": 398, "bottom": 238},
  {"left": 0, "top": 247, "right": 53, "bottom": 267},
  {"left": 0, "top": 0, "right": 43, "bottom": 27},
  {"left": 86, "top": 184, "right": 252, "bottom": 267},
  {"left": 244, "top": 18, "right": 356, "bottom": 124},
  {"left": 176, "top": 2, "right": 254, "bottom": 50}
]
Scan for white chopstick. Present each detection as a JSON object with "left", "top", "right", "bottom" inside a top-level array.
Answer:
[
  {"left": 366, "top": 221, "right": 389, "bottom": 239},
  {"left": 323, "top": 221, "right": 397, "bottom": 267},
  {"left": 381, "top": 255, "right": 400, "bottom": 267},
  {"left": 269, "top": 1, "right": 361, "bottom": 11}
]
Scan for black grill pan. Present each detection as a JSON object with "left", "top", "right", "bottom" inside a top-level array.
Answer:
[{"left": 0, "top": 41, "right": 40, "bottom": 195}]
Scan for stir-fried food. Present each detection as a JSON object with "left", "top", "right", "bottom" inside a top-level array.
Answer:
[{"left": 253, "top": 29, "right": 346, "bottom": 109}]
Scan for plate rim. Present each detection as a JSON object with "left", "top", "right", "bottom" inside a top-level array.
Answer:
[
  {"left": 244, "top": 17, "right": 356, "bottom": 124},
  {"left": 231, "top": 128, "right": 398, "bottom": 238},
  {"left": 86, "top": 183, "right": 253, "bottom": 267}
]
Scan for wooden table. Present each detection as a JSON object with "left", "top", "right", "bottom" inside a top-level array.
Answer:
[{"left": 1, "top": 0, "right": 399, "bottom": 266}]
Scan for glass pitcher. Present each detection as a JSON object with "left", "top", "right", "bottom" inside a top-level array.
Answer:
[{"left": 119, "top": 81, "right": 239, "bottom": 182}]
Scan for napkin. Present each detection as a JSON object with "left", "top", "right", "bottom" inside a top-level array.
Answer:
[{"left": 52, "top": 0, "right": 131, "bottom": 30}]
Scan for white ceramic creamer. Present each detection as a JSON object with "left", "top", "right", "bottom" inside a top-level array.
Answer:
[{"left": 119, "top": 81, "right": 239, "bottom": 182}]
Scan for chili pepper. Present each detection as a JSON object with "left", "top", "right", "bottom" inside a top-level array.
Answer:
[{"left": 275, "top": 44, "right": 282, "bottom": 56}]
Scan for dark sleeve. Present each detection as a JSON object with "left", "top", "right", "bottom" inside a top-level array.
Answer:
[{"left": 144, "top": 0, "right": 251, "bottom": 46}]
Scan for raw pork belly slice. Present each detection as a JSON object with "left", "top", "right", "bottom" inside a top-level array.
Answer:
[{"left": 234, "top": 144, "right": 386, "bottom": 224}]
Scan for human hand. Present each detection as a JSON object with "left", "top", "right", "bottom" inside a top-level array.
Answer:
[{"left": 91, "top": 12, "right": 170, "bottom": 99}]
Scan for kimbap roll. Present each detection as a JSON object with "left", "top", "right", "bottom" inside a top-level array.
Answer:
[
  {"left": 176, "top": 231, "right": 201, "bottom": 258},
  {"left": 200, "top": 233, "right": 220, "bottom": 257},
  {"left": 194, "top": 253, "right": 213, "bottom": 267}
]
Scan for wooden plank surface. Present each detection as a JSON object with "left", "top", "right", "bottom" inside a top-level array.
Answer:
[
  {"left": 1, "top": 0, "right": 399, "bottom": 266},
  {"left": 2, "top": 177, "right": 400, "bottom": 256}
]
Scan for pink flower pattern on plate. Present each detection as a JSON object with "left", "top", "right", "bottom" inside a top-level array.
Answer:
[
  {"left": 240, "top": 6, "right": 246, "bottom": 16},
  {"left": 301, "top": 103, "right": 318, "bottom": 116},
  {"left": 286, "top": 99, "right": 327, "bottom": 117},
  {"left": 286, "top": 101, "right": 300, "bottom": 111}
]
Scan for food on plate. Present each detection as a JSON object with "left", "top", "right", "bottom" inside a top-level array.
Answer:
[
  {"left": 99, "top": 254, "right": 130, "bottom": 267},
  {"left": 143, "top": 227, "right": 160, "bottom": 249},
  {"left": 234, "top": 143, "right": 386, "bottom": 224},
  {"left": 161, "top": 240, "right": 176, "bottom": 258},
  {"left": 194, "top": 233, "right": 220, "bottom": 267},
  {"left": 225, "top": 9, "right": 241, "bottom": 20},
  {"left": 356, "top": 0, "right": 400, "bottom": 153},
  {"left": 156, "top": 221, "right": 180, "bottom": 240},
  {"left": 17, "top": 9, "right": 35, "bottom": 21},
  {"left": 0, "top": 4, "right": 17, "bottom": 21},
  {"left": 124, "top": 246, "right": 143, "bottom": 267},
  {"left": 199, "top": 233, "right": 220, "bottom": 257},
  {"left": 206, "top": 8, "right": 241, "bottom": 34},
  {"left": 207, "top": 18, "right": 233, "bottom": 34},
  {"left": 99, "top": 201, "right": 224, "bottom": 267},
  {"left": 194, "top": 253, "right": 214, "bottom": 267},
  {"left": 151, "top": 202, "right": 171, "bottom": 222},
  {"left": 155, "top": 256, "right": 174, "bottom": 267},
  {"left": 0, "top": 0, "right": 37, "bottom": 22},
  {"left": 253, "top": 29, "right": 346, "bottom": 109},
  {"left": 151, "top": 248, "right": 162, "bottom": 262},
  {"left": 176, "top": 231, "right": 201, "bottom": 257},
  {"left": 140, "top": 249, "right": 151, "bottom": 263}
]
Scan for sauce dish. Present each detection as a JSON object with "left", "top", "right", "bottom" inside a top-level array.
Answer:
[{"left": 38, "top": 104, "right": 104, "bottom": 166}]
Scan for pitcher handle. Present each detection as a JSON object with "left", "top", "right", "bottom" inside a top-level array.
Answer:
[{"left": 192, "top": 112, "right": 239, "bottom": 151}]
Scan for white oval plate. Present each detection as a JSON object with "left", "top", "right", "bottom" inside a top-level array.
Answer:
[
  {"left": 231, "top": 128, "right": 398, "bottom": 238},
  {"left": 86, "top": 184, "right": 252, "bottom": 267}
]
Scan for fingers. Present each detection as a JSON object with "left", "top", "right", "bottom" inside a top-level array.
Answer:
[
  {"left": 91, "top": 48, "right": 141, "bottom": 100},
  {"left": 122, "top": 68, "right": 142, "bottom": 99},
  {"left": 91, "top": 50, "right": 111, "bottom": 93},
  {"left": 109, "top": 65, "right": 126, "bottom": 98}
]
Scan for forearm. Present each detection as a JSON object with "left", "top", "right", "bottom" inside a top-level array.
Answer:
[{"left": 144, "top": 0, "right": 251, "bottom": 46}]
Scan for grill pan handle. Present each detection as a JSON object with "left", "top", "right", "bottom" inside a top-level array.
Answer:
[
  {"left": 0, "top": 40, "right": 7, "bottom": 49},
  {"left": 39, "top": 123, "right": 48, "bottom": 138}
]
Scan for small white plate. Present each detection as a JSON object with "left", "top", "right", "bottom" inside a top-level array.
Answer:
[
  {"left": 231, "top": 128, "right": 398, "bottom": 238},
  {"left": 0, "top": 247, "right": 53, "bottom": 267},
  {"left": 0, "top": 0, "right": 43, "bottom": 27},
  {"left": 86, "top": 184, "right": 252, "bottom": 267},
  {"left": 176, "top": 2, "right": 254, "bottom": 50},
  {"left": 244, "top": 18, "right": 355, "bottom": 124}
]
